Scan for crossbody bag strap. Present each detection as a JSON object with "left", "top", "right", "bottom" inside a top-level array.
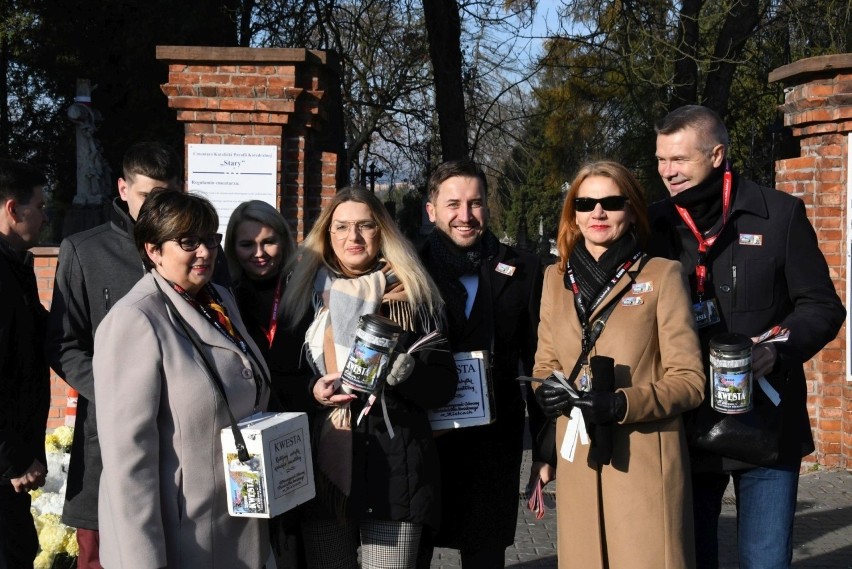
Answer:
[
  {"left": 564, "top": 254, "right": 647, "bottom": 384},
  {"left": 155, "top": 279, "right": 253, "bottom": 461}
]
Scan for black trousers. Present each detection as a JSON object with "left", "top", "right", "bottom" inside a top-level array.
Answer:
[{"left": 0, "top": 484, "right": 38, "bottom": 569}]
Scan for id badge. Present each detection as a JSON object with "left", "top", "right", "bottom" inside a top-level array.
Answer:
[{"left": 692, "top": 299, "right": 721, "bottom": 329}]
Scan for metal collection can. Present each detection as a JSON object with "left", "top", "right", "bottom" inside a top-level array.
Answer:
[
  {"left": 340, "top": 314, "right": 403, "bottom": 393},
  {"left": 708, "top": 332, "right": 753, "bottom": 414}
]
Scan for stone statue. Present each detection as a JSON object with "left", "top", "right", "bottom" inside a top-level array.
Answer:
[{"left": 67, "top": 80, "right": 111, "bottom": 206}]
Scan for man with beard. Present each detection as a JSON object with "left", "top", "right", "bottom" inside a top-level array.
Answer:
[
  {"left": 417, "top": 160, "right": 543, "bottom": 568},
  {"left": 648, "top": 105, "right": 844, "bottom": 569}
]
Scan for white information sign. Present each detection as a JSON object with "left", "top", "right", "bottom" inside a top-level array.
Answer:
[
  {"left": 428, "top": 351, "right": 495, "bottom": 430},
  {"left": 187, "top": 144, "right": 278, "bottom": 235}
]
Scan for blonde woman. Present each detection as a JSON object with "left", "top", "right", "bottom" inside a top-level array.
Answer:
[{"left": 282, "top": 187, "right": 456, "bottom": 569}]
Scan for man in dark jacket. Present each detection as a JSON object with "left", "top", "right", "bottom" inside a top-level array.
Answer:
[
  {"left": 417, "top": 160, "right": 543, "bottom": 568},
  {"left": 0, "top": 159, "right": 50, "bottom": 569},
  {"left": 46, "top": 142, "right": 183, "bottom": 569},
  {"left": 647, "top": 105, "right": 845, "bottom": 569}
]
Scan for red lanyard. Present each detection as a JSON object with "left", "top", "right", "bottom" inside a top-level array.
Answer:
[
  {"left": 265, "top": 274, "right": 284, "bottom": 347},
  {"left": 673, "top": 164, "right": 733, "bottom": 298}
]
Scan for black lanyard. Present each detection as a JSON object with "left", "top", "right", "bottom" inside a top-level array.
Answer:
[
  {"left": 173, "top": 282, "right": 251, "bottom": 356},
  {"left": 565, "top": 250, "right": 643, "bottom": 379}
]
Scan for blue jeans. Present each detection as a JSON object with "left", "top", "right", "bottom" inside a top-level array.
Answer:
[{"left": 693, "top": 464, "right": 800, "bottom": 569}]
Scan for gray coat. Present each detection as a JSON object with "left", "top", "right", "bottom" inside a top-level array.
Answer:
[
  {"left": 94, "top": 271, "right": 270, "bottom": 569},
  {"left": 47, "top": 199, "right": 231, "bottom": 529},
  {"left": 47, "top": 198, "right": 143, "bottom": 528}
]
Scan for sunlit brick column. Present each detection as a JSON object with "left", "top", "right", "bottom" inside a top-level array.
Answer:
[
  {"left": 770, "top": 54, "right": 852, "bottom": 469},
  {"left": 156, "top": 46, "right": 346, "bottom": 239},
  {"left": 31, "top": 246, "right": 69, "bottom": 431}
]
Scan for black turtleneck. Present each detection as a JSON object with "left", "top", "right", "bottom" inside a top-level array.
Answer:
[{"left": 669, "top": 167, "right": 726, "bottom": 234}]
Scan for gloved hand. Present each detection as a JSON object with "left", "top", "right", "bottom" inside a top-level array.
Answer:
[
  {"left": 386, "top": 352, "right": 415, "bottom": 386},
  {"left": 573, "top": 391, "right": 627, "bottom": 425},
  {"left": 535, "top": 382, "right": 576, "bottom": 419}
]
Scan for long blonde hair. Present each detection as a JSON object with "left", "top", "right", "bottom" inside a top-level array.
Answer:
[{"left": 282, "top": 187, "right": 443, "bottom": 326}]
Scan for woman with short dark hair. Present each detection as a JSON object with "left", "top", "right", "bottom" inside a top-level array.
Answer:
[{"left": 94, "top": 189, "right": 271, "bottom": 568}]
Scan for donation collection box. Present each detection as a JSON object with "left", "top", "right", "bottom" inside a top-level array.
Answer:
[{"left": 221, "top": 412, "right": 315, "bottom": 518}]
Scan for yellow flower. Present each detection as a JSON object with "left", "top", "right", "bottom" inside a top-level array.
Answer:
[
  {"left": 44, "top": 433, "right": 62, "bottom": 454},
  {"left": 29, "top": 488, "right": 43, "bottom": 501},
  {"left": 38, "top": 523, "right": 67, "bottom": 554},
  {"left": 65, "top": 533, "right": 79, "bottom": 557},
  {"left": 33, "top": 550, "right": 53, "bottom": 569},
  {"left": 53, "top": 426, "right": 74, "bottom": 451}
]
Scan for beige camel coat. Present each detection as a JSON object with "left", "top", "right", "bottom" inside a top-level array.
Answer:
[
  {"left": 94, "top": 271, "right": 270, "bottom": 569},
  {"left": 534, "top": 256, "right": 704, "bottom": 569}
]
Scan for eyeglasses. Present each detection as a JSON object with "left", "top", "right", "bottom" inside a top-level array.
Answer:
[
  {"left": 329, "top": 221, "right": 379, "bottom": 239},
  {"left": 574, "top": 196, "right": 629, "bottom": 212},
  {"left": 172, "top": 233, "right": 222, "bottom": 251}
]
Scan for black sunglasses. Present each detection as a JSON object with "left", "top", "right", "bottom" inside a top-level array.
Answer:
[
  {"left": 574, "top": 196, "right": 629, "bottom": 212},
  {"left": 173, "top": 233, "right": 222, "bottom": 252}
]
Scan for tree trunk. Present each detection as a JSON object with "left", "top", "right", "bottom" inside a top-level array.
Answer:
[
  {"left": 702, "top": 0, "right": 761, "bottom": 118},
  {"left": 423, "top": 0, "right": 469, "bottom": 161},
  {"left": 671, "top": 0, "right": 703, "bottom": 108}
]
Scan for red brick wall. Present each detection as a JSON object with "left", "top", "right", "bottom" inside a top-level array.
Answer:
[
  {"left": 770, "top": 54, "right": 852, "bottom": 469},
  {"left": 156, "top": 46, "right": 346, "bottom": 239},
  {"left": 38, "top": 48, "right": 347, "bottom": 429},
  {"left": 31, "top": 246, "right": 72, "bottom": 431}
]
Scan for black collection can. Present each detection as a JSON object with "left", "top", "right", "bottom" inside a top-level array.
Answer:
[
  {"left": 340, "top": 314, "right": 403, "bottom": 393},
  {"left": 708, "top": 332, "right": 753, "bottom": 414}
]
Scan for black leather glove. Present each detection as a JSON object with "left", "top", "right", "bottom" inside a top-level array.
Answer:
[
  {"left": 535, "top": 382, "right": 576, "bottom": 419},
  {"left": 573, "top": 391, "right": 627, "bottom": 425}
]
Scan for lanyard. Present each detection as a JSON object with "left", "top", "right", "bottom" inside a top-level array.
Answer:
[
  {"left": 565, "top": 249, "right": 643, "bottom": 362},
  {"left": 265, "top": 273, "right": 284, "bottom": 347},
  {"left": 174, "top": 282, "right": 250, "bottom": 356},
  {"left": 673, "top": 163, "right": 733, "bottom": 298}
]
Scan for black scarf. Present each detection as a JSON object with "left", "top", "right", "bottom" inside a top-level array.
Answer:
[
  {"left": 0, "top": 236, "right": 45, "bottom": 340},
  {"left": 424, "top": 228, "right": 501, "bottom": 327},
  {"left": 566, "top": 231, "right": 640, "bottom": 308},
  {"left": 669, "top": 167, "right": 725, "bottom": 234}
]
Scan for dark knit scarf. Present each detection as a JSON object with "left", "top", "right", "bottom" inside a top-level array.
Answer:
[
  {"left": 0, "top": 237, "right": 44, "bottom": 341},
  {"left": 566, "top": 231, "right": 640, "bottom": 309},
  {"left": 669, "top": 167, "right": 726, "bottom": 234},
  {"left": 424, "top": 228, "right": 501, "bottom": 327}
]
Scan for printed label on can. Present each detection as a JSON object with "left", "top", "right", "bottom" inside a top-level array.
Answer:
[
  {"left": 340, "top": 332, "right": 393, "bottom": 392},
  {"left": 709, "top": 365, "right": 753, "bottom": 414}
]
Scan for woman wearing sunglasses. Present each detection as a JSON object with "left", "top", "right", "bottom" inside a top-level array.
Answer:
[
  {"left": 92, "top": 189, "right": 271, "bottom": 568},
  {"left": 533, "top": 161, "right": 705, "bottom": 569}
]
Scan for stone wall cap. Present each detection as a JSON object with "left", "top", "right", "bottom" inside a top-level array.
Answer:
[
  {"left": 156, "top": 46, "right": 340, "bottom": 73},
  {"left": 769, "top": 53, "right": 852, "bottom": 84},
  {"left": 30, "top": 246, "right": 60, "bottom": 256}
]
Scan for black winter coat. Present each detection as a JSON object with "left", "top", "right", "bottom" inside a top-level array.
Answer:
[
  {"left": 304, "top": 299, "right": 458, "bottom": 530},
  {"left": 647, "top": 175, "right": 845, "bottom": 471},
  {"left": 420, "top": 238, "right": 542, "bottom": 549},
  {"left": 0, "top": 240, "right": 49, "bottom": 480}
]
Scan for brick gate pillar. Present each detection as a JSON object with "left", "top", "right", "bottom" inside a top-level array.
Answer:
[
  {"left": 156, "top": 46, "right": 347, "bottom": 239},
  {"left": 770, "top": 53, "right": 852, "bottom": 469}
]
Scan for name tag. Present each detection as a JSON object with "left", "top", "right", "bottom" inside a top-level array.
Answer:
[
  {"left": 739, "top": 234, "right": 763, "bottom": 246},
  {"left": 693, "top": 299, "right": 721, "bottom": 328}
]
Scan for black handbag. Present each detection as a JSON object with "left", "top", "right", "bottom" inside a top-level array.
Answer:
[{"left": 689, "top": 373, "right": 784, "bottom": 466}]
